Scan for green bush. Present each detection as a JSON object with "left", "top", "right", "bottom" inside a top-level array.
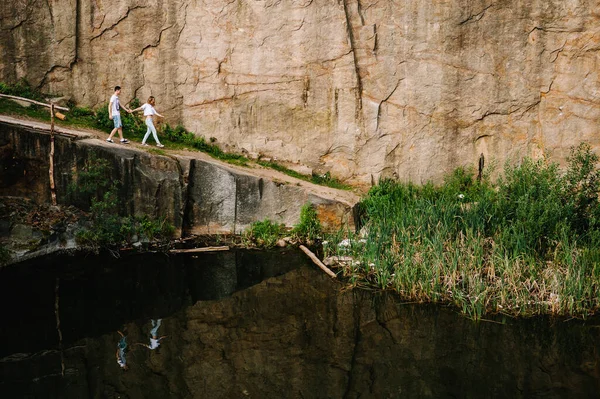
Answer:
[
  {"left": 69, "top": 151, "right": 175, "bottom": 248},
  {"left": 70, "top": 107, "right": 95, "bottom": 117},
  {"left": 95, "top": 100, "right": 146, "bottom": 139},
  {"left": 67, "top": 154, "right": 114, "bottom": 211},
  {"left": 292, "top": 203, "right": 322, "bottom": 242},
  {"left": 0, "top": 79, "right": 45, "bottom": 101},
  {"left": 564, "top": 143, "right": 600, "bottom": 235}
]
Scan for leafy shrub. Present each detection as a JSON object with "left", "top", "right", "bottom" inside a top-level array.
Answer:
[
  {"left": 564, "top": 143, "right": 600, "bottom": 235},
  {"left": 70, "top": 107, "right": 95, "bottom": 117},
  {"left": 67, "top": 154, "right": 114, "bottom": 211},
  {"left": 95, "top": 100, "right": 146, "bottom": 139},
  {"left": 69, "top": 151, "right": 174, "bottom": 248},
  {"left": 292, "top": 203, "right": 322, "bottom": 242},
  {"left": 491, "top": 157, "right": 567, "bottom": 255},
  {"left": 0, "top": 79, "right": 45, "bottom": 101}
]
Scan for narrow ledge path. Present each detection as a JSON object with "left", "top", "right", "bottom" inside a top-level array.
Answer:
[{"left": 0, "top": 113, "right": 361, "bottom": 209}]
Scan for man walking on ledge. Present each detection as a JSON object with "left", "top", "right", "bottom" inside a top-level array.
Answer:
[{"left": 106, "top": 86, "right": 132, "bottom": 144}]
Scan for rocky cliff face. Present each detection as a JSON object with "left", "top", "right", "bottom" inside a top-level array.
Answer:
[
  {"left": 1, "top": 0, "right": 599, "bottom": 184},
  {"left": 0, "top": 122, "right": 356, "bottom": 241}
]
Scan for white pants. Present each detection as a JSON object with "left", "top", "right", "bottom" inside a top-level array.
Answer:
[{"left": 142, "top": 117, "right": 161, "bottom": 145}]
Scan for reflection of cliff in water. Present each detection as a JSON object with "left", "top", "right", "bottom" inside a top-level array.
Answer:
[
  {"left": 1, "top": 250, "right": 600, "bottom": 398},
  {"left": 0, "top": 249, "right": 305, "bottom": 358}
]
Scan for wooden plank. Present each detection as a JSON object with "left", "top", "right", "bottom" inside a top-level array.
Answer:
[
  {"left": 299, "top": 245, "right": 337, "bottom": 278},
  {"left": 169, "top": 246, "right": 230, "bottom": 253}
]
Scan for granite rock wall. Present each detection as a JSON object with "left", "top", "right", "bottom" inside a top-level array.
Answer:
[
  {"left": 0, "top": 122, "right": 356, "bottom": 237},
  {"left": 1, "top": 0, "right": 599, "bottom": 184}
]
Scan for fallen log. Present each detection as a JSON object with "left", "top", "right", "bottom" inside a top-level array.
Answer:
[
  {"left": 169, "top": 246, "right": 230, "bottom": 253},
  {"left": 299, "top": 245, "right": 336, "bottom": 278}
]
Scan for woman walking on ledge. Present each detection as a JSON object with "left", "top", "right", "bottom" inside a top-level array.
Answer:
[{"left": 131, "top": 96, "right": 165, "bottom": 147}]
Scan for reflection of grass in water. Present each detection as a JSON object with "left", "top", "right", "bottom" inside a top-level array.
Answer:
[{"left": 326, "top": 145, "right": 600, "bottom": 319}]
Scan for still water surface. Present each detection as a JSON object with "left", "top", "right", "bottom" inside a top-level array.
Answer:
[{"left": 1, "top": 249, "right": 599, "bottom": 398}]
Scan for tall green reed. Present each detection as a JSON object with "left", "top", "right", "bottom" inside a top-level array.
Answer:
[{"left": 327, "top": 144, "right": 600, "bottom": 319}]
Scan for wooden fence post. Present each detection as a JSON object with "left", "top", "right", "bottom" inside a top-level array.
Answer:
[{"left": 49, "top": 103, "right": 57, "bottom": 205}]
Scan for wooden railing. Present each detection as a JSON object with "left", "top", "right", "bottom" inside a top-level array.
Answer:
[{"left": 0, "top": 93, "right": 71, "bottom": 205}]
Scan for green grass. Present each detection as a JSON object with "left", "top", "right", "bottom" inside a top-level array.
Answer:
[
  {"left": 0, "top": 98, "right": 52, "bottom": 120},
  {"left": 242, "top": 203, "right": 324, "bottom": 247},
  {"left": 0, "top": 98, "right": 99, "bottom": 131},
  {"left": 325, "top": 144, "right": 600, "bottom": 319},
  {"left": 257, "top": 160, "right": 352, "bottom": 190},
  {"left": 243, "top": 219, "right": 287, "bottom": 248}
]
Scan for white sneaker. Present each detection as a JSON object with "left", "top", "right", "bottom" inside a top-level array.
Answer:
[
  {"left": 142, "top": 143, "right": 149, "bottom": 147},
  {"left": 106, "top": 138, "right": 114, "bottom": 143},
  {"left": 120, "top": 139, "right": 129, "bottom": 144},
  {"left": 156, "top": 144, "right": 164, "bottom": 148}
]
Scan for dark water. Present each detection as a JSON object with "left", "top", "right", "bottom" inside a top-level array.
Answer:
[{"left": 1, "top": 250, "right": 599, "bottom": 398}]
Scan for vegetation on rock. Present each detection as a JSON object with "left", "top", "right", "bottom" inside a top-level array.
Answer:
[
  {"left": 243, "top": 219, "right": 287, "bottom": 248},
  {"left": 325, "top": 143, "right": 600, "bottom": 319},
  {"left": 68, "top": 153, "right": 174, "bottom": 249},
  {"left": 243, "top": 203, "right": 323, "bottom": 248},
  {"left": 292, "top": 203, "right": 322, "bottom": 242}
]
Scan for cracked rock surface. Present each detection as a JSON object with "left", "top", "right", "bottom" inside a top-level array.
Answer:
[{"left": 1, "top": 0, "right": 599, "bottom": 184}]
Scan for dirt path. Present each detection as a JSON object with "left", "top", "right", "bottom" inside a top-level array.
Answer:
[{"left": 0, "top": 114, "right": 362, "bottom": 207}]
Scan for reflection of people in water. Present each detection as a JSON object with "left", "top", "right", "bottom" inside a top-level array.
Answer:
[
  {"left": 137, "top": 319, "right": 167, "bottom": 350},
  {"left": 116, "top": 330, "right": 129, "bottom": 370}
]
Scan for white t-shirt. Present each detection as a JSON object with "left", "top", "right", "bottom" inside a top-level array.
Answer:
[
  {"left": 110, "top": 94, "right": 120, "bottom": 116},
  {"left": 141, "top": 103, "right": 157, "bottom": 116},
  {"left": 149, "top": 338, "right": 160, "bottom": 349}
]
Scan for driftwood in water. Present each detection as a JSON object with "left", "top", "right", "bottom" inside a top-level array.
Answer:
[
  {"left": 169, "top": 246, "right": 230, "bottom": 253},
  {"left": 299, "top": 245, "right": 336, "bottom": 278}
]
